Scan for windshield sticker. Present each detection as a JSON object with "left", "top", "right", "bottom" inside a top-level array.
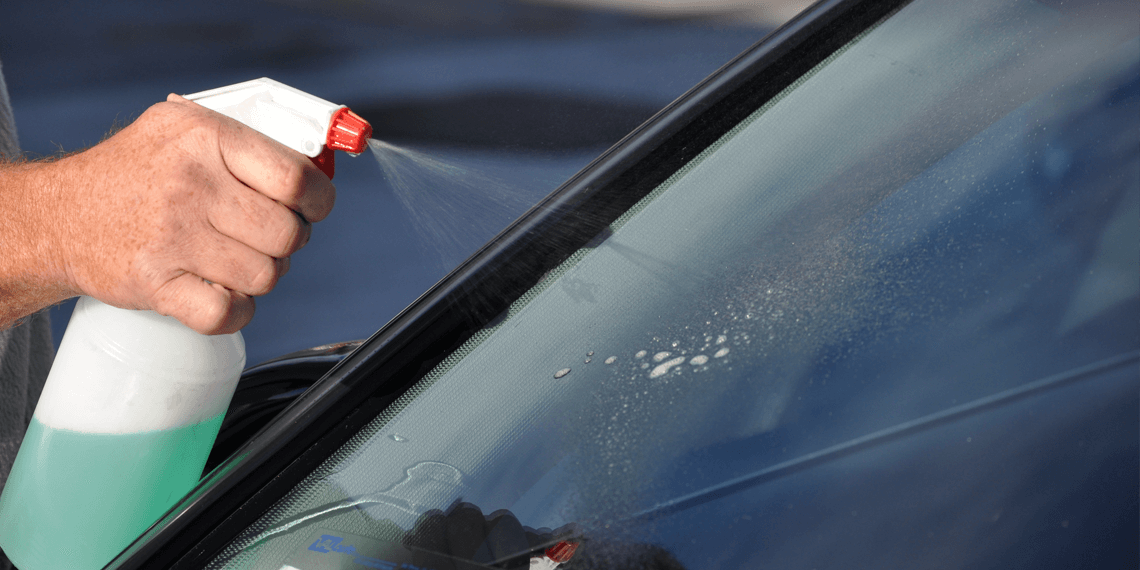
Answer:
[{"left": 283, "top": 529, "right": 494, "bottom": 570}]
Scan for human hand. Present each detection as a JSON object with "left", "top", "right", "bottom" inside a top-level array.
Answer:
[{"left": 42, "top": 94, "right": 335, "bottom": 334}]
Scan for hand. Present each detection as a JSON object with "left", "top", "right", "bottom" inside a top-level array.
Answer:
[{"left": 41, "top": 94, "right": 335, "bottom": 334}]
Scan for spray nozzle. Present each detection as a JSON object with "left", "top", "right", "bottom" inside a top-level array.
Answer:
[
  {"left": 183, "top": 78, "right": 373, "bottom": 179},
  {"left": 327, "top": 107, "right": 372, "bottom": 154}
]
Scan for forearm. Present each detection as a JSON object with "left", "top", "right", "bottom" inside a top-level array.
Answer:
[{"left": 0, "top": 160, "right": 75, "bottom": 329}]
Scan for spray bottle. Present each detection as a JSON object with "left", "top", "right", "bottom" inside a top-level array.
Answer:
[{"left": 0, "top": 78, "right": 372, "bottom": 570}]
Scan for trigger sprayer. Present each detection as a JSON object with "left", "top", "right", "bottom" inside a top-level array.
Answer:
[
  {"left": 184, "top": 77, "right": 372, "bottom": 177},
  {"left": 0, "top": 79, "right": 372, "bottom": 570}
]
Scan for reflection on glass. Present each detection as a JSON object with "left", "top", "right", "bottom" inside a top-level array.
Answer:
[{"left": 209, "top": 0, "right": 1139, "bottom": 567}]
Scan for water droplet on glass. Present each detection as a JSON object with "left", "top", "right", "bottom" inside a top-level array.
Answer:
[
  {"left": 641, "top": 363, "right": 650, "bottom": 369},
  {"left": 716, "top": 335, "right": 727, "bottom": 344},
  {"left": 554, "top": 368, "right": 572, "bottom": 379},
  {"left": 635, "top": 350, "right": 647, "bottom": 359},
  {"left": 584, "top": 357, "right": 592, "bottom": 364},
  {"left": 690, "top": 355, "right": 709, "bottom": 365},
  {"left": 389, "top": 434, "right": 409, "bottom": 442},
  {"left": 671, "top": 341, "right": 679, "bottom": 348},
  {"left": 650, "top": 357, "right": 686, "bottom": 378},
  {"left": 587, "top": 351, "right": 595, "bottom": 357},
  {"left": 605, "top": 356, "right": 617, "bottom": 365},
  {"left": 714, "top": 347, "right": 730, "bottom": 358},
  {"left": 653, "top": 351, "right": 671, "bottom": 362}
]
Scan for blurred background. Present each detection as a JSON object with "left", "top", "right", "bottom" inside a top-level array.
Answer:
[{"left": 0, "top": 0, "right": 812, "bottom": 366}]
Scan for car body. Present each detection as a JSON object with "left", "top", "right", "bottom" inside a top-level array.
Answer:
[{"left": 103, "top": 0, "right": 1138, "bottom": 567}]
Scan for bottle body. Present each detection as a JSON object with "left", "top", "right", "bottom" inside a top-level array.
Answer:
[{"left": 0, "top": 297, "right": 244, "bottom": 570}]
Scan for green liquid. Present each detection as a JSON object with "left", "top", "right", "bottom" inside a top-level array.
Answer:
[{"left": 0, "top": 415, "right": 223, "bottom": 570}]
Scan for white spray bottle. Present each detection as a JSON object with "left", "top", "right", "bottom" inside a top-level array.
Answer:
[{"left": 0, "top": 78, "right": 372, "bottom": 570}]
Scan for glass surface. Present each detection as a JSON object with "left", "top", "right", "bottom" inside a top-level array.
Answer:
[{"left": 209, "top": 0, "right": 1139, "bottom": 567}]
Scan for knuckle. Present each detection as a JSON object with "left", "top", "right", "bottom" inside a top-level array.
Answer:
[
  {"left": 197, "top": 296, "right": 233, "bottom": 334},
  {"left": 152, "top": 281, "right": 228, "bottom": 335},
  {"left": 276, "top": 159, "right": 308, "bottom": 200},
  {"left": 185, "top": 118, "right": 221, "bottom": 147},
  {"left": 309, "top": 181, "right": 336, "bottom": 222},
  {"left": 214, "top": 293, "right": 254, "bottom": 335},
  {"left": 143, "top": 101, "right": 179, "bottom": 122},
  {"left": 273, "top": 214, "right": 305, "bottom": 257},
  {"left": 151, "top": 100, "right": 202, "bottom": 130},
  {"left": 281, "top": 162, "right": 335, "bottom": 223},
  {"left": 248, "top": 257, "right": 280, "bottom": 296}
]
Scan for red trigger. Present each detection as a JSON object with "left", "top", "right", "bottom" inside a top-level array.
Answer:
[{"left": 309, "top": 147, "right": 335, "bottom": 179}]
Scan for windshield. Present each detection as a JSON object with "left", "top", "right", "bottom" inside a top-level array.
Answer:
[{"left": 207, "top": 0, "right": 1138, "bottom": 567}]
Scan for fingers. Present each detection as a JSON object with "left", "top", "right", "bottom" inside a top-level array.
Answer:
[
  {"left": 208, "top": 182, "right": 311, "bottom": 258},
  {"left": 152, "top": 273, "right": 256, "bottom": 335},
  {"left": 167, "top": 92, "right": 336, "bottom": 221},
  {"left": 149, "top": 230, "right": 281, "bottom": 335},
  {"left": 116, "top": 94, "right": 333, "bottom": 335},
  {"left": 185, "top": 232, "right": 287, "bottom": 298},
  {"left": 214, "top": 113, "right": 337, "bottom": 223}
]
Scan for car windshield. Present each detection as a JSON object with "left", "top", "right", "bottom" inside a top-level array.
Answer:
[{"left": 206, "top": 0, "right": 1138, "bottom": 567}]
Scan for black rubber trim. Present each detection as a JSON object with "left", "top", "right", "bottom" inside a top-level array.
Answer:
[
  {"left": 106, "top": 0, "right": 912, "bottom": 567},
  {"left": 202, "top": 341, "right": 363, "bottom": 475}
]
